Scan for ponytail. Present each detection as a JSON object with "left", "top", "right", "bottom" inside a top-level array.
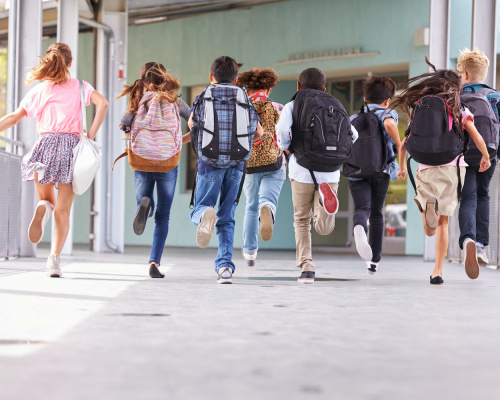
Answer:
[
  {"left": 25, "top": 43, "right": 72, "bottom": 85},
  {"left": 116, "top": 79, "right": 145, "bottom": 113}
]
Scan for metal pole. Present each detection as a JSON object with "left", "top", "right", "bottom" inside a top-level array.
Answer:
[
  {"left": 15, "top": 0, "right": 43, "bottom": 257},
  {"left": 428, "top": 0, "right": 451, "bottom": 70},
  {"left": 56, "top": 0, "right": 80, "bottom": 256},
  {"left": 78, "top": 16, "right": 119, "bottom": 253},
  {"left": 6, "top": 0, "right": 18, "bottom": 155}
]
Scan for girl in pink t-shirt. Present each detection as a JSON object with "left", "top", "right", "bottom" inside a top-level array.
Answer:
[
  {"left": 394, "top": 59, "right": 490, "bottom": 285},
  {"left": 0, "top": 42, "right": 108, "bottom": 277}
]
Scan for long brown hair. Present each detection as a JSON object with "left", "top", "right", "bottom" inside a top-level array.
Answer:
[
  {"left": 391, "top": 57, "right": 462, "bottom": 128},
  {"left": 25, "top": 43, "right": 72, "bottom": 85},
  {"left": 116, "top": 62, "right": 181, "bottom": 113}
]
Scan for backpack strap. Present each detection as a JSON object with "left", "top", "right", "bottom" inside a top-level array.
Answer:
[
  {"left": 456, "top": 155, "right": 463, "bottom": 202},
  {"left": 309, "top": 170, "right": 319, "bottom": 191},
  {"left": 189, "top": 169, "right": 197, "bottom": 209},
  {"left": 234, "top": 167, "right": 246, "bottom": 205},
  {"left": 112, "top": 150, "right": 128, "bottom": 172},
  {"left": 407, "top": 156, "right": 417, "bottom": 195}
]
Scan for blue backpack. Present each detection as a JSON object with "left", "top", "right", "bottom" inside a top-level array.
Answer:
[{"left": 190, "top": 84, "right": 258, "bottom": 168}]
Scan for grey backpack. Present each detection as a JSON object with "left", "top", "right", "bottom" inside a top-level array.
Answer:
[{"left": 460, "top": 85, "right": 500, "bottom": 166}]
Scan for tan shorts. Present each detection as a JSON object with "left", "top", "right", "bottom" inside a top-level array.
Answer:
[{"left": 413, "top": 166, "right": 466, "bottom": 217}]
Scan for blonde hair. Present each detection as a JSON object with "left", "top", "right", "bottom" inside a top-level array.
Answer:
[
  {"left": 25, "top": 43, "right": 72, "bottom": 85},
  {"left": 456, "top": 47, "right": 490, "bottom": 82}
]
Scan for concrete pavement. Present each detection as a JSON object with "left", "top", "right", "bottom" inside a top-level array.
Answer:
[{"left": 1, "top": 246, "right": 500, "bottom": 400}]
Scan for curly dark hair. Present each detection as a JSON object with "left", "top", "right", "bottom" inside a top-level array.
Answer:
[
  {"left": 391, "top": 57, "right": 462, "bottom": 128},
  {"left": 236, "top": 67, "right": 280, "bottom": 90}
]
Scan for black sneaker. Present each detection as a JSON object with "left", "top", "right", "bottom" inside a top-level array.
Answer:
[
  {"left": 217, "top": 267, "right": 233, "bottom": 284},
  {"left": 298, "top": 270, "right": 315, "bottom": 283},
  {"left": 149, "top": 263, "right": 164, "bottom": 279},
  {"left": 366, "top": 261, "right": 378, "bottom": 274},
  {"left": 133, "top": 197, "right": 151, "bottom": 235}
]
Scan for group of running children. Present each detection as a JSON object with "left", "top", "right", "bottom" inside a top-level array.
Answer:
[{"left": 0, "top": 43, "right": 498, "bottom": 285}]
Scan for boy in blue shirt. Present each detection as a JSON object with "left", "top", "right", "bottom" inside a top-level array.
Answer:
[
  {"left": 349, "top": 76, "right": 402, "bottom": 273},
  {"left": 457, "top": 48, "right": 500, "bottom": 268}
]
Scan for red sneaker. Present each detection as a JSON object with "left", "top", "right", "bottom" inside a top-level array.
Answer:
[{"left": 318, "top": 183, "right": 338, "bottom": 215}]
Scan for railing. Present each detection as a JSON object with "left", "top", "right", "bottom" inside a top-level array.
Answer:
[{"left": 0, "top": 148, "right": 22, "bottom": 259}]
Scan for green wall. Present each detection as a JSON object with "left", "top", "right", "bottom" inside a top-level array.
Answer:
[{"left": 122, "top": 0, "right": 431, "bottom": 252}]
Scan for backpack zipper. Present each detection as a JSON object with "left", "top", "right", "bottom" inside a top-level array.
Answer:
[{"left": 315, "top": 114, "right": 326, "bottom": 144}]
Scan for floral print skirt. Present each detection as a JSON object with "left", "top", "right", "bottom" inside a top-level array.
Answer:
[{"left": 21, "top": 133, "right": 80, "bottom": 185}]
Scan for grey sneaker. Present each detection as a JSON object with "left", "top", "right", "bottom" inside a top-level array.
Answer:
[
  {"left": 463, "top": 238, "right": 479, "bottom": 279},
  {"left": 298, "top": 270, "right": 315, "bottom": 283},
  {"left": 425, "top": 198, "right": 438, "bottom": 230},
  {"left": 242, "top": 249, "right": 257, "bottom": 267},
  {"left": 477, "top": 246, "right": 489, "bottom": 265},
  {"left": 46, "top": 255, "right": 61, "bottom": 278},
  {"left": 196, "top": 207, "right": 218, "bottom": 248},
  {"left": 217, "top": 267, "right": 233, "bottom": 284}
]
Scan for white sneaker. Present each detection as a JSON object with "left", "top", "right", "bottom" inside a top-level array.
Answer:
[
  {"left": 354, "top": 225, "right": 373, "bottom": 261},
  {"left": 476, "top": 246, "right": 489, "bottom": 265},
  {"left": 196, "top": 207, "right": 218, "bottom": 248},
  {"left": 217, "top": 267, "right": 233, "bottom": 284},
  {"left": 366, "top": 261, "right": 378, "bottom": 274},
  {"left": 46, "top": 255, "right": 61, "bottom": 278},
  {"left": 242, "top": 249, "right": 257, "bottom": 267},
  {"left": 463, "top": 238, "right": 479, "bottom": 279},
  {"left": 28, "top": 201, "right": 53, "bottom": 244}
]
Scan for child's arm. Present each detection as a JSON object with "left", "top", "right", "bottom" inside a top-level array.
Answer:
[
  {"left": 465, "top": 119, "right": 491, "bottom": 172},
  {"left": 0, "top": 107, "right": 27, "bottom": 132},
  {"left": 397, "top": 141, "right": 407, "bottom": 180},
  {"left": 119, "top": 111, "right": 135, "bottom": 133},
  {"left": 178, "top": 99, "right": 191, "bottom": 122},
  {"left": 253, "top": 122, "right": 263, "bottom": 142},
  {"left": 182, "top": 133, "right": 191, "bottom": 144},
  {"left": 275, "top": 102, "right": 293, "bottom": 151},
  {"left": 88, "top": 91, "right": 109, "bottom": 140},
  {"left": 383, "top": 117, "right": 402, "bottom": 150}
]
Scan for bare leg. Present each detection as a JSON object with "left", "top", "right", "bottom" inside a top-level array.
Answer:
[
  {"left": 431, "top": 215, "right": 449, "bottom": 278},
  {"left": 33, "top": 172, "right": 56, "bottom": 206},
  {"left": 51, "top": 183, "right": 75, "bottom": 255},
  {"left": 421, "top": 212, "right": 437, "bottom": 237}
]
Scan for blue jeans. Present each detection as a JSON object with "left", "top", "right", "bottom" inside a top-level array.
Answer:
[
  {"left": 134, "top": 168, "right": 178, "bottom": 265},
  {"left": 242, "top": 165, "right": 286, "bottom": 254},
  {"left": 189, "top": 167, "right": 243, "bottom": 272},
  {"left": 458, "top": 159, "right": 497, "bottom": 248}
]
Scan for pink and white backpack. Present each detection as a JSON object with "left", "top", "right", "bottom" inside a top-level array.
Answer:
[{"left": 130, "top": 91, "right": 181, "bottom": 161}]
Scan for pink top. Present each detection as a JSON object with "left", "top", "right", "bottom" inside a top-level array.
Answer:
[
  {"left": 417, "top": 107, "right": 473, "bottom": 171},
  {"left": 20, "top": 78, "right": 95, "bottom": 135}
]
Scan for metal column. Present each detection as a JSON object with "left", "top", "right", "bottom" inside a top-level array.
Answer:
[
  {"left": 424, "top": 0, "right": 451, "bottom": 261},
  {"left": 8, "top": 0, "right": 43, "bottom": 257},
  {"left": 55, "top": 0, "right": 80, "bottom": 255},
  {"left": 92, "top": 0, "right": 128, "bottom": 253}
]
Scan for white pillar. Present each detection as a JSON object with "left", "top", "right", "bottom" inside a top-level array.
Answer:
[
  {"left": 472, "top": 0, "right": 498, "bottom": 87},
  {"left": 55, "top": 0, "right": 80, "bottom": 255},
  {"left": 429, "top": 0, "right": 450, "bottom": 69},
  {"left": 10, "top": 0, "right": 43, "bottom": 257},
  {"left": 92, "top": 0, "right": 127, "bottom": 253}
]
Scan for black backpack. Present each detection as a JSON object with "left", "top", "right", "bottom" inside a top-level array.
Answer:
[
  {"left": 460, "top": 85, "right": 500, "bottom": 166},
  {"left": 405, "top": 95, "right": 468, "bottom": 200},
  {"left": 290, "top": 89, "right": 353, "bottom": 186},
  {"left": 343, "top": 104, "right": 395, "bottom": 178}
]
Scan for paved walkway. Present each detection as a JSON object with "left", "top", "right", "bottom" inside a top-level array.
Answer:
[{"left": 1, "top": 246, "right": 500, "bottom": 400}]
